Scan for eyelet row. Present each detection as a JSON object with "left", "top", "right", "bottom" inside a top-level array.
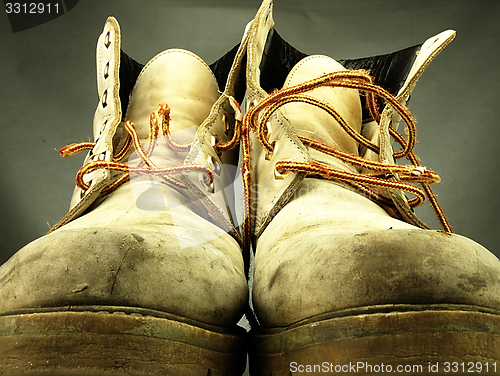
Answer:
[
  {"left": 77, "top": 29, "right": 113, "bottom": 199},
  {"left": 88, "top": 30, "right": 113, "bottom": 169},
  {"left": 101, "top": 30, "right": 112, "bottom": 108}
]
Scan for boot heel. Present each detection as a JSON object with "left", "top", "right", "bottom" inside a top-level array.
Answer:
[
  {"left": 0, "top": 309, "right": 247, "bottom": 376},
  {"left": 250, "top": 306, "right": 500, "bottom": 376}
]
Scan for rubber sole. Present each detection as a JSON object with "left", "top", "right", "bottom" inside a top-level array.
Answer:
[
  {"left": 249, "top": 305, "right": 500, "bottom": 375},
  {"left": 0, "top": 306, "right": 247, "bottom": 375}
]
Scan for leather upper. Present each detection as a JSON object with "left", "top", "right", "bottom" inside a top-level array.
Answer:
[
  {"left": 248, "top": 0, "right": 500, "bottom": 328},
  {"left": 0, "top": 16, "right": 250, "bottom": 327}
]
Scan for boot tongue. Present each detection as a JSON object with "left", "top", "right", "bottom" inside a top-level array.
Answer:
[
  {"left": 281, "top": 55, "right": 362, "bottom": 172},
  {"left": 124, "top": 49, "right": 220, "bottom": 146},
  {"left": 120, "top": 49, "right": 220, "bottom": 220}
]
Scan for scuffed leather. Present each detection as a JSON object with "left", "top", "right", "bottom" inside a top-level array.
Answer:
[
  {"left": 0, "top": 16, "right": 251, "bottom": 327},
  {"left": 248, "top": 0, "right": 500, "bottom": 329}
]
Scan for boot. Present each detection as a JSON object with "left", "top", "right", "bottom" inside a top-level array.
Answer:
[
  {"left": 0, "top": 16, "right": 250, "bottom": 376},
  {"left": 244, "top": 1, "right": 500, "bottom": 374}
]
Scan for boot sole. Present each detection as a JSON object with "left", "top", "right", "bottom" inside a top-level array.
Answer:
[
  {"left": 249, "top": 304, "right": 500, "bottom": 375},
  {"left": 0, "top": 306, "right": 247, "bottom": 375}
]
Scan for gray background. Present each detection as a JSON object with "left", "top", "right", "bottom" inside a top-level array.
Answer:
[{"left": 1, "top": 1, "right": 499, "bottom": 264}]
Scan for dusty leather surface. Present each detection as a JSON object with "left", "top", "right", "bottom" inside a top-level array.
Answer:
[
  {"left": 248, "top": 0, "right": 500, "bottom": 329},
  {"left": 0, "top": 18, "right": 249, "bottom": 328}
]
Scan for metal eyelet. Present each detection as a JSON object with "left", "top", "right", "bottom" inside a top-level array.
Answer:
[
  {"left": 247, "top": 99, "right": 258, "bottom": 111},
  {"left": 211, "top": 135, "right": 217, "bottom": 148},
  {"left": 226, "top": 114, "right": 232, "bottom": 134},
  {"left": 104, "top": 62, "right": 110, "bottom": 79},
  {"left": 264, "top": 122, "right": 272, "bottom": 141},
  {"left": 222, "top": 113, "right": 229, "bottom": 133},
  {"left": 265, "top": 140, "right": 278, "bottom": 161},
  {"left": 92, "top": 151, "right": 110, "bottom": 162},
  {"left": 104, "top": 31, "right": 111, "bottom": 48},
  {"left": 263, "top": 122, "right": 274, "bottom": 161},
  {"left": 274, "top": 167, "right": 287, "bottom": 180},
  {"left": 100, "top": 119, "right": 108, "bottom": 134},
  {"left": 207, "top": 155, "right": 221, "bottom": 176},
  {"left": 101, "top": 90, "right": 108, "bottom": 108},
  {"left": 199, "top": 173, "right": 214, "bottom": 194}
]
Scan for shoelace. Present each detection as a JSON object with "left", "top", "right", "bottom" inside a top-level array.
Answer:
[
  {"left": 241, "top": 69, "right": 452, "bottom": 255},
  {"left": 60, "top": 76, "right": 451, "bottom": 260},
  {"left": 59, "top": 99, "right": 245, "bottom": 244},
  {"left": 59, "top": 104, "right": 214, "bottom": 196}
]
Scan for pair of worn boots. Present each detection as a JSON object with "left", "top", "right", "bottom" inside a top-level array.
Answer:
[{"left": 1, "top": 1, "right": 500, "bottom": 375}]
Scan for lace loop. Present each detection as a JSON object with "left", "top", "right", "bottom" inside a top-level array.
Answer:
[{"left": 59, "top": 103, "right": 214, "bottom": 195}]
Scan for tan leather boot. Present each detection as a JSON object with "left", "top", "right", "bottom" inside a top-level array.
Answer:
[
  {"left": 244, "top": 1, "right": 500, "bottom": 374},
  {"left": 0, "top": 17, "right": 250, "bottom": 376}
]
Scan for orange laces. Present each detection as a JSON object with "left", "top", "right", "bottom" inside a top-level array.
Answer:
[
  {"left": 241, "top": 69, "right": 452, "bottom": 254},
  {"left": 59, "top": 77, "right": 451, "bottom": 259},
  {"left": 59, "top": 104, "right": 214, "bottom": 195}
]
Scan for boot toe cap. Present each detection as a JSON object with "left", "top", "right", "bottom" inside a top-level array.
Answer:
[
  {"left": 0, "top": 227, "right": 248, "bottom": 326},
  {"left": 253, "top": 228, "right": 500, "bottom": 327}
]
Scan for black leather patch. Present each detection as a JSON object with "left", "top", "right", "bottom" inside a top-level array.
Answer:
[
  {"left": 119, "top": 50, "right": 145, "bottom": 116},
  {"left": 258, "top": 28, "right": 422, "bottom": 119}
]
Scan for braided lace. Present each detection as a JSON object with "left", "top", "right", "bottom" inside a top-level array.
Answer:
[{"left": 240, "top": 69, "right": 452, "bottom": 254}]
